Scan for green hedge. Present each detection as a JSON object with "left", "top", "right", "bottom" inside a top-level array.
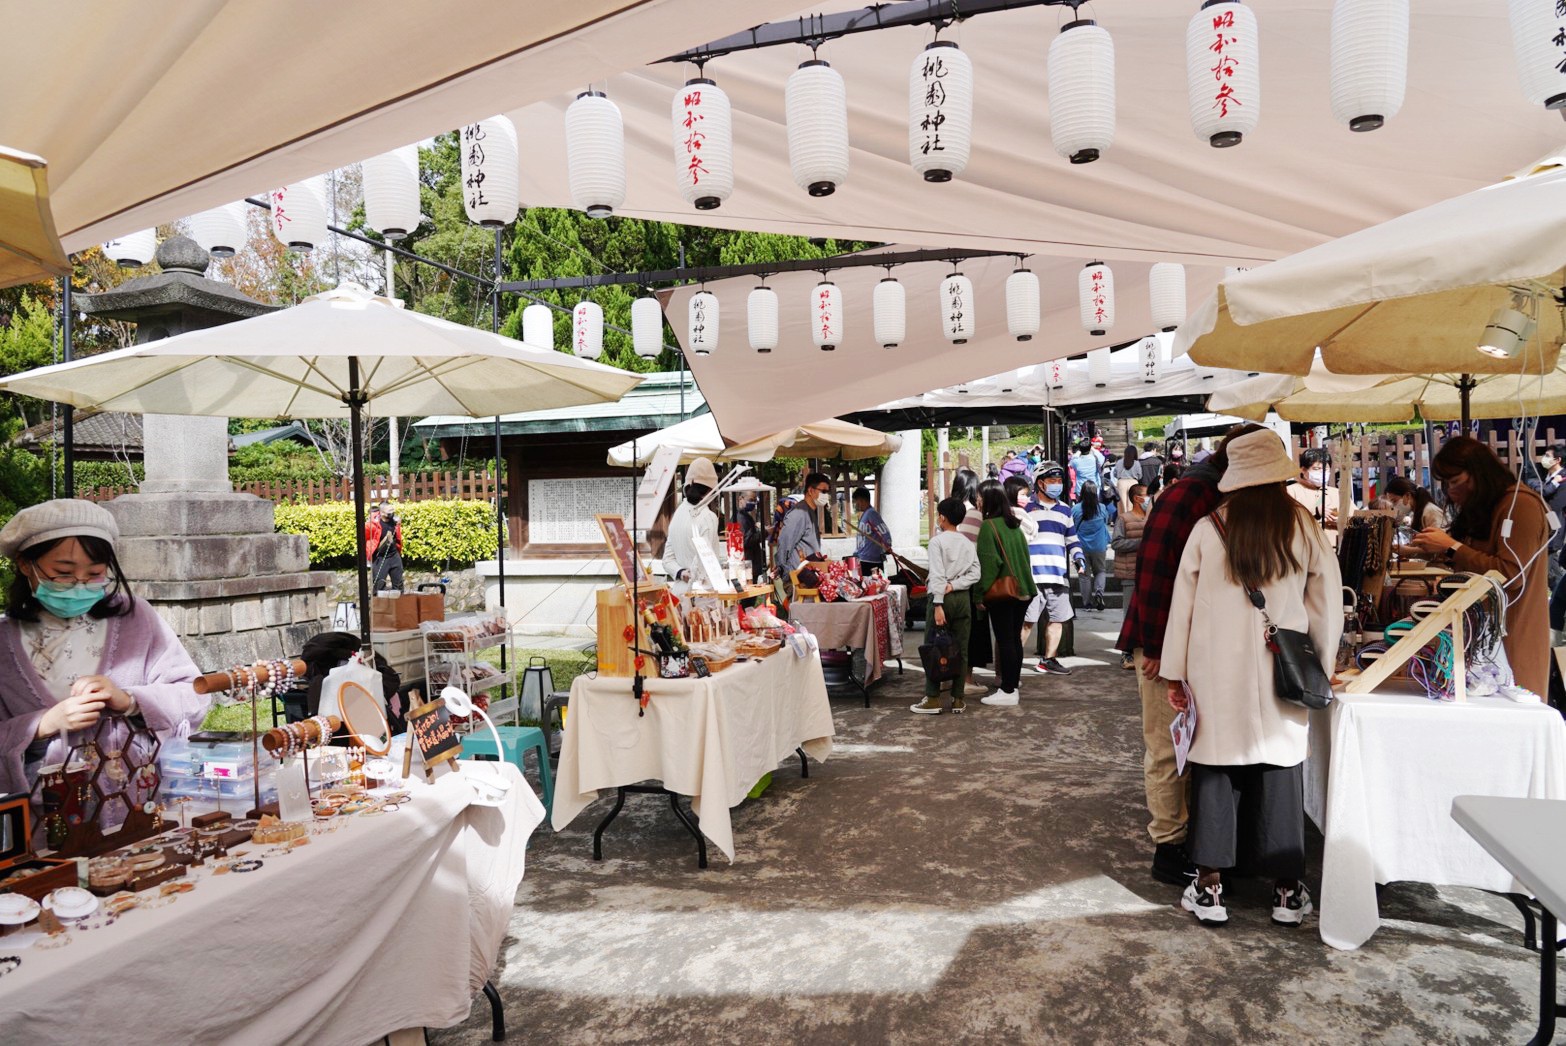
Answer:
[{"left": 274, "top": 499, "right": 503, "bottom": 568}]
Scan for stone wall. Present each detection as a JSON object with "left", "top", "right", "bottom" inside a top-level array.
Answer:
[{"left": 148, "top": 586, "right": 333, "bottom": 671}]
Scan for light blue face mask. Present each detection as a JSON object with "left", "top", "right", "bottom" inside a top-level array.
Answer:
[
  {"left": 33, "top": 580, "right": 109, "bottom": 618},
  {"left": 1043, "top": 483, "right": 1064, "bottom": 499}
]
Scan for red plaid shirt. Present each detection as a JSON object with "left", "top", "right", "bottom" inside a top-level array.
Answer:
[{"left": 1117, "top": 470, "right": 1222, "bottom": 658}]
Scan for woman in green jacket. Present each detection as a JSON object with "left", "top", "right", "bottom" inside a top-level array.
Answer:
[{"left": 977, "top": 481, "right": 1039, "bottom": 703}]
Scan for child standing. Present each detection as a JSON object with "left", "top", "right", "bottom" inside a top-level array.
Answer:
[{"left": 912, "top": 497, "right": 981, "bottom": 715}]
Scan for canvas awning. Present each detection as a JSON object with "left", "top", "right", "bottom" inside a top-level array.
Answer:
[
  {"left": 607, "top": 414, "right": 900, "bottom": 466},
  {"left": 3, "top": 1, "right": 803, "bottom": 250}
]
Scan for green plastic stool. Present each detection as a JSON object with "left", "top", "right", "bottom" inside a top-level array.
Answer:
[{"left": 461, "top": 725, "right": 554, "bottom": 811}]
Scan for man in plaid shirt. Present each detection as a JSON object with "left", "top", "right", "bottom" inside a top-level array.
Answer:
[{"left": 1117, "top": 423, "right": 1263, "bottom": 886}]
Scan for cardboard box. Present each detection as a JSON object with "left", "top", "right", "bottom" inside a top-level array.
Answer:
[
  {"left": 371, "top": 595, "right": 420, "bottom": 632},
  {"left": 415, "top": 593, "right": 445, "bottom": 624}
]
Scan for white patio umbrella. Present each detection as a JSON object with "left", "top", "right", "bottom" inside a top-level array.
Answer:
[
  {"left": 607, "top": 413, "right": 900, "bottom": 467},
  {"left": 0, "top": 282, "right": 643, "bottom": 646},
  {"left": 1178, "top": 163, "right": 1566, "bottom": 424}
]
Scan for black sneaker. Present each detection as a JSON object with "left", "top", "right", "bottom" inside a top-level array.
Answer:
[
  {"left": 1181, "top": 879, "right": 1228, "bottom": 925},
  {"left": 1092, "top": 595, "right": 1106, "bottom": 611},
  {"left": 1040, "top": 658, "right": 1072, "bottom": 675},
  {"left": 1271, "top": 882, "right": 1314, "bottom": 926},
  {"left": 1151, "top": 842, "right": 1196, "bottom": 885}
]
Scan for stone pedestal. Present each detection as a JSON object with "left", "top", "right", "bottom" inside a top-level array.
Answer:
[
  {"left": 140, "top": 415, "right": 232, "bottom": 494},
  {"left": 880, "top": 428, "right": 924, "bottom": 562},
  {"left": 106, "top": 493, "right": 335, "bottom": 670}
]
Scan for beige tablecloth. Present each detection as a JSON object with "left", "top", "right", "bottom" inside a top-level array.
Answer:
[
  {"left": 552, "top": 650, "right": 834, "bottom": 862},
  {"left": 1305, "top": 686, "right": 1566, "bottom": 950},
  {"left": 788, "top": 597, "right": 890, "bottom": 686},
  {"left": 0, "top": 763, "right": 543, "bottom": 1045}
]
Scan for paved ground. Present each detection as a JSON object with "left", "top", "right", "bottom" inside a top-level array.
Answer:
[{"left": 433, "top": 610, "right": 1548, "bottom": 1045}]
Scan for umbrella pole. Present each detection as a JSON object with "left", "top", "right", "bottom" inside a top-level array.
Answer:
[
  {"left": 491, "top": 228, "right": 508, "bottom": 680},
  {"left": 1459, "top": 373, "right": 1475, "bottom": 431},
  {"left": 346, "top": 356, "right": 373, "bottom": 656}
]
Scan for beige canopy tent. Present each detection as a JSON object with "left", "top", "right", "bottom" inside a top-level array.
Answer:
[
  {"left": 2, "top": 0, "right": 800, "bottom": 250},
  {"left": 1178, "top": 163, "right": 1566, "bottom": 380},
  {"left": 0, "top": 147, "right": 68, "bottom": 287},
  {"left": 607, "top": 413, "right": 900, "bottom": 467}
]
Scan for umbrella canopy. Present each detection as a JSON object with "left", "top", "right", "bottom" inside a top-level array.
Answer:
[
  {"left": 607, "top": 414, "right": 900, "bottom": 467},
  {"left": 0, "top": 283, "right": 641, "bottom": 417},
  {"left": 0, "top": 282, "right": 643, "bottom": 647},
  {"left": 0, "top": 147, "right": 68, "bottom": 288},
  {"left": 1207, "top": 359, "right": 1566, "bottom": 425},
  {"left": 5, "top": 1, "right": 800, "bottom": 250},
  {"left": 1179, "top": 164, "right": 1566, "bottom": 378}
]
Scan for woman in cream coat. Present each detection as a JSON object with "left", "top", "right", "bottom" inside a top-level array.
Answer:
[{"left": 1161, "top": 430, "right": 1342, "bottom": 928}]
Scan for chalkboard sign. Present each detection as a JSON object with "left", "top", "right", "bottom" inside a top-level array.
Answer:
[{"left": 407, "top": 696, "right": 461, "bottom": 771}]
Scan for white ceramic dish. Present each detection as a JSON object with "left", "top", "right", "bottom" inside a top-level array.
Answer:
[{"left": 0, "top": 893, "right": 41, "bottom": 925}]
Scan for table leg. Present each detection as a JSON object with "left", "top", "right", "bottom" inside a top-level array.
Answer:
[
  {"left": 481, "top": 979, "right": 506, "bottom": 1042},
  {"left": 666, "top": 790, "right": 708, "bottom": 870},
  {"left": 796, "top": 746, "right": 809, "bottom": 778},
  {"left": 591, "top": 788, "right": 628, "bottom": 861},
  {"left": 1527, "top": 910, "right": 1561, "bottom": 1046},
  {"left": 1511, "top": 893, "right": 1542, "bottom": 951},
  {"left": 593, "top": 785, "right": 708, "bottom": 869}
]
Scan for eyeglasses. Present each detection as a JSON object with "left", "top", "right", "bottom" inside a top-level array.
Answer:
[
  {"left": 813, "top": 486, "right": 831, "bottom": 495},
  {"left": 37, "top": 570, "right": 110, "bottom": 589}
]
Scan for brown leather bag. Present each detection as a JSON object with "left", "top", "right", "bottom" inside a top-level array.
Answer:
[{"left": 983, "top": 523, "right": 1025, "bottom": 604}]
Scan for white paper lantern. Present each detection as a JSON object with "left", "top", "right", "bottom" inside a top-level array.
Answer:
[
  {"left": 269, "top": 177, "right": 328, "bottom": 250},
  {"left": 566, "top": 91, "right": 626, "bottom": 219},
  {"left": 522, "top": 303, "right": 554, "bottom": 351},
  {"left": 874, "top": 277, "right": 906, "bottom": 349},
  {"left": 786, "top": 60, "right": 849, "bottom": 197},
  {"left": 188, "top": 204, "right": 246, "bottom": 258},
  {"left": 1187, "top": 1, "right": 1260, "bottom": 148},
  {"left": 1140, "top": 336, "right": 1162, "bottom": 384},
  {"left": 1088, "top": 347, "right": 1112, "bottom": 387},
  {"left": 1330, "top": 0, "right": 1408, "bottom": 131},
  {"left": 460, "top": 116, "right": 520, "bottom": 227},
  {"left": 572, "top": 301, "right": 604, "bottom": 359},
  {"left": 1048, "top": 19, "right": 1116, "bottom": 164},
  {"left": 1509, "top": 0, "right": 1566, "bottom": 110},
  {"left": 1047, "top": 359, "right": 1066, "bottom": 389},
  {"left": 363, "top": 145, "right": 421, "bottom": 239},
  {"left": 103, "top": 229, "right": 157, "bottom": 268},
  {"left": 689, "top": 291, "right": 719, "bottom": 355},
  {"left": 811, "top": 281, "right": 843, "bottom": 350},
  {"left": 1005, "top": 268, "right": 1040, "bottom": 342},
  {"left": 938, "top": 273, "right": 975, "bottom": 344},
  {"left": 747, "top": 286, "right": 779, "bottom": 353},
  {"left": 909, "top": 41, "right": 974, "bottom": 182},
  {"left": 1149, "top": 262, "right": 1188, "bottom": 332},
  {"left": 1078, "top": 262, "right": 1115, "bottom": 336},
  {"left": 672, "top": 78, "right": 734, "bottom": 210},
  {"left": 632, "top": 297, "right": 664, "bottom": 358}
]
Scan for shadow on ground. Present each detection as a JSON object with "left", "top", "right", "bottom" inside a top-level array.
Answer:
[{"left": 431, "top": 610, "right": 1543, "bottom": 1045}]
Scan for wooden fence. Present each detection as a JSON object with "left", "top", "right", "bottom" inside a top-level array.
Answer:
[
  {"left": 1337, "top": 428, "right": 1563, "bottom": 498},
  {"left": 81, "top": 469, "right": 504, "bottom": 506}
]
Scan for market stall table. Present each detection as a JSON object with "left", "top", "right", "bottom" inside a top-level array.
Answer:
[
  {"left": 1452, "top": 795, "right": 1566, "bottom": 1046},
  {"left": 1305, "top": 686, "right": 1566, "bottom": 950},
  {"left": 552, "top": 649, "right": 833, "bottom": 865},
  {"left": 787, "top": 594, "right": 898, "bottom": 705},
  {"left": 0, "top": 764, "right": 543, "bottom": 1046}
]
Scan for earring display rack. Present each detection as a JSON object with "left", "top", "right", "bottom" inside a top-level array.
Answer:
[
  {"left": 1343, "top": 570, "right": 1505, "bottom": 701},
  {"left": 28, "top": 713, "right": 171, "bottom": 858}
]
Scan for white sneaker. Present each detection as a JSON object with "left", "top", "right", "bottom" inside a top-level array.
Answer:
[
  {"left": 1271, "top": 882, "right": 1313, "bottom": 926},
  {"left": 980, "top": 689, "right": 1018, "bottom": 706},
  {"left": 1181, "top": 879, "right": 1228, "bottom": 925}
]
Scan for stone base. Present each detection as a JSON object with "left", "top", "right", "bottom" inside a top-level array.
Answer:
[{"left": 143, "top": 574, "right": 335, "bottom": 673}]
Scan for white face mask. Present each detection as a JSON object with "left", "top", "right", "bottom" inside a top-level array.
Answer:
[
  {"left": 1138, "top": 497, "right": 1152, "bottom": 510},
  {"left": 1307, "top": 467, "right": 1328, "bottom": 486}
]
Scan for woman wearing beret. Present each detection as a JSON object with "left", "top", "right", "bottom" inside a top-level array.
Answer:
[{"left": 0, "top": 500, "right": 205, "bottom": 840}]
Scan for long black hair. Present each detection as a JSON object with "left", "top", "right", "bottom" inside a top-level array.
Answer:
[
  {"left": 1433, "top": 436, "right": 1521, "bottom": 542},
  {"left": 4, "top": 534, "right": 133, "bottom": 622},
  {"left": 979, "top": 480, "right": 1020, "bottom": 528},
  {"left": 950, "top": 468, "right": 980, "bottom": 507},
  {"left": 1078, "top": 481, "right": 1100, "bottom": 520}
]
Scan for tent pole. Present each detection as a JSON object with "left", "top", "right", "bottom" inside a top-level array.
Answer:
[
  {"left": 1459, "top": 373, "right": 1475, "bottom": 431},
  {"left": 60, "top": 274, "right": 73, "bottom": 496},
  {"left": 347, "top": 356, "right": 373, "bottom": 655},
  {"left": 492, "top": 229, "right": 508, "bottom": 676}
]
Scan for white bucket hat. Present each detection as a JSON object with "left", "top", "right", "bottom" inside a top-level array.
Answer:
[
  {"left": 685, "top": 456, "right": 719, "bottom": 489},
  {"left": 1218, "top": 430, "right": 1298, "bottom": 493}
]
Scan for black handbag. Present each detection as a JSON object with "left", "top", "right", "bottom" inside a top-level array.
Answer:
[
  {"left": 919, "top": 627, "right": 960, "bottom": 684},
  {"left": 1212, "top": 515, "right": 1334, "bottom": 711}
]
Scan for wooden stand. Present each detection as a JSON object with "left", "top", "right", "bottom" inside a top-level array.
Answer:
[
  {"left": 595, "top": 582, "right": 682, "bottom": 678},
  {"left": 1344, "top": 570, "right": 1504, "bottom": 701}
]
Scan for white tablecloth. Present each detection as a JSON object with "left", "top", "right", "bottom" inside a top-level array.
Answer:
[
  {"left": 0, "top": 763, "right": 543, "bottom": 1045},
  {"left": 552, "top": 650, "right": 834, "bottom": 862},
  {"left": 1305, "top": 687, "right": 1566, "bottom": 950}
]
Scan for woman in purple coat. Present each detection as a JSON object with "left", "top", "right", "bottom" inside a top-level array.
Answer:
[{"left": 0, "top": 500, "right": 205, "bottom": 839}]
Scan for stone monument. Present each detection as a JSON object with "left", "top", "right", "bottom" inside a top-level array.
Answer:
[{"left": 77, "top": 236, "right": 335, "bottom": 669}]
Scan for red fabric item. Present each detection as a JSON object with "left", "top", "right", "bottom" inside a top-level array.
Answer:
[{"left": 1116, "top": 473, "right": 1222, "bottom": 658}]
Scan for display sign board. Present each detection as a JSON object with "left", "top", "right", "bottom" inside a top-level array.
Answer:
[
  {"left": 407, "top": 696, "right": 461, "bottom": 771},
  {"left": 528, "top": 478, "right": 633, "bottom": 544},
  {"left": 597, "top": 514, "right": 651, "bottom": 587},
  {"left": 636, "top": 443, "right": 684, "bottom": 530}
]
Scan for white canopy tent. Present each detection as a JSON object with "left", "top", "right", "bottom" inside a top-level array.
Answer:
[
  {"left": 2, "top": 0, "right": 801, "bottom": 250},
  {"left": 607, "top": 414, "right": 901, "bottom": 467}
]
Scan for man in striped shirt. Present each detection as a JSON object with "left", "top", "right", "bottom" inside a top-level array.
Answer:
[{"left": 1022, "top": 463, "right": 1085, "bottom": 676}]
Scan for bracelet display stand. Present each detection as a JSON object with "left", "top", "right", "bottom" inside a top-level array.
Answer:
[
  {"left": 1344, "top": 570, "right": 1505, "bottom": 701},
  {"left": 194, "top": 659, "right": 308, "bottom": 817}
]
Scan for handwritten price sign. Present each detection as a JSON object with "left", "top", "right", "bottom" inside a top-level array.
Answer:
[{"left": 408, "top": 697, "right": 461, "bottom": 770}]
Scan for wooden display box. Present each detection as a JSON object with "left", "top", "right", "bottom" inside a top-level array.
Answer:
[
  {"left": 0, "top": 793, "right": 78, "bottom": 903},
  {"left": 596, "top": 582, "right": 683, "bottom": 678}
]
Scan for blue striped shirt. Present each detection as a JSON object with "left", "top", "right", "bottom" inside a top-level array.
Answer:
[{"left": 1025, "top": 498, "right": 1081, "bottom": 587}]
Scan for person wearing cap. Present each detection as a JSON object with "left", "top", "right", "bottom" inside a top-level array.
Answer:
[
  {"left": 662, "top": 456, "right": 725, "bottom": 593},
  {"left": 0, "top": 499, "right": 205, "bottom": 821},
  {"left": 1020, "top": 462, "right": 1086, "bottom": 680},
  {"left": 366, "top": 501, "right": 404, "bottom": 593},
  {"left": 1160, "top": 429, "right": 1342, "bottom": 929}
]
